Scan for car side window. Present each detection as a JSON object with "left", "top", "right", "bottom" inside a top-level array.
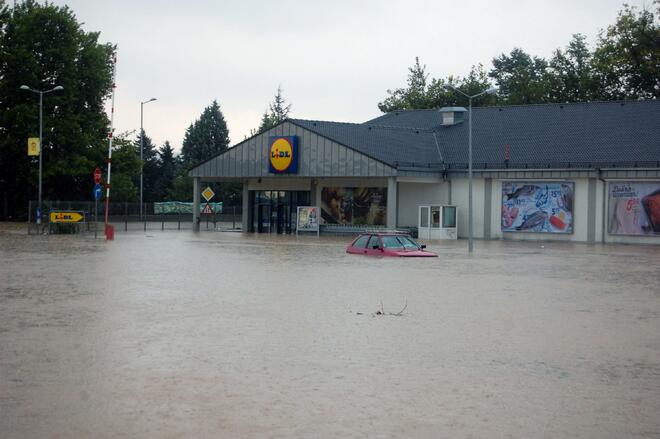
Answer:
[
  {"left": 353, "top": 235, "right": 369, "bottom": 248},
  {"left": 368, "top": 235, "right": 380, "bottom": 249}
]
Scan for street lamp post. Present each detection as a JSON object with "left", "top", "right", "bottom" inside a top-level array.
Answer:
[
  {"left": 443, "top": 85, "right": 497, "bottom": 253},
  {"left": 140, "top": 98, "right": 157, "bottom": 219},
  {"left": 20, "top": 84, "right": 64, "bottom": 225}
]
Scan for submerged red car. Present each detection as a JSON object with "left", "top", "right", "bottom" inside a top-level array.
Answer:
[{"left": 346, "top": 232, "right": 438, "bottom": 257}]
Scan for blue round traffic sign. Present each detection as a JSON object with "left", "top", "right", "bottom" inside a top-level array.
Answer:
[{"left": 94, "top": 184, "right": 103, "bottom": 200}]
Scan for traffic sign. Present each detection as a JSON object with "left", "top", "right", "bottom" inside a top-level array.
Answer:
[
  {"left": 50, "top": 211, "right": 85, "bottom": 223},
  {"left": 28, "top": 137, "right": 40, "bottom": 156},
  {"left": 201, "top": 203, "right": 214, "bottom": 215},
  {"left": 94, "top": 167, "right": 102, "bottom": 184},
  {"left": 201, "top": 186, "right": 215, "bottom": 202},
  {"left": 94, "top": 183, "right": 103, "bottom": 200}
]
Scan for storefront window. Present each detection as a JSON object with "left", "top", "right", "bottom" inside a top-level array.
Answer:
[
  {"left": 321, "top": 187, "right": 387, "bottom": 225},
  {"left": 420, "top": 207, "right": 429, "bottom": 227},
  {"left": 442, "top": 206, "right": 456, "bottom": 228}
]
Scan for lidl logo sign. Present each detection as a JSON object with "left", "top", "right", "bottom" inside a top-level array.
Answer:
[{"left": 269, "top": 136, "right": 298, "bottom": 174}]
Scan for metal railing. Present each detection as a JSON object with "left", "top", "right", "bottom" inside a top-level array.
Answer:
[{"left": 27, "top": 200, "right": 242, "bottom": 235}]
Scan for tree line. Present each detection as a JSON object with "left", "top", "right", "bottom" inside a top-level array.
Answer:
[
  {"left": 0, "top": 1, "right": 290, "bottom": 219},
  {"left": 1, "top": 1, "right": 656, "bottom": 220},
  {"left": 378, "top": 3, "right": 659, "bottom": 111}
]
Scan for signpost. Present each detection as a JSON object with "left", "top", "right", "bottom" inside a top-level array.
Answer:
[{"left": 93, "top": 167, "right": 102, "bottom": 238}]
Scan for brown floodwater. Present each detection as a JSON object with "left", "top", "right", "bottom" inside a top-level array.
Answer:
[{"left": 1, "top": 224, "right": 659, "bottom": 438}]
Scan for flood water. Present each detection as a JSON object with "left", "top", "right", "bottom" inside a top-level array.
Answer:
[{"left": 1, "top": 224, "right": 659, "bottom": 438}]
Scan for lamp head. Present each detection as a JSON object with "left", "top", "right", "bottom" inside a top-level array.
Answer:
[
  {"left": 20, "top": 85, "right": 30, "bottom": 91},
  {"left": 485, "top": 87, "right": 498, "bottom": 95},
  {"left": 52, "top": 86, "right": 64, "bottom": 91}
]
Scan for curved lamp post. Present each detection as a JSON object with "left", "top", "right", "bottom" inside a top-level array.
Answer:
[
  {"left": 140, "top": 98, "right": 157, "bottom": 219},
  {"left": 20, "top": 84, "right": 64, "bottom": 225},
  {"left": 443, "top": 84, "right": 497, "bottom": 253}
]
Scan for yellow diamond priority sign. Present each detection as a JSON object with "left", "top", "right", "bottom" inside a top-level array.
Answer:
[{"left": 201, "top": 186, "right": 215, "bottom": 202}]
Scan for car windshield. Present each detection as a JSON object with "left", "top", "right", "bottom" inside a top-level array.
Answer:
[{"left": 381, "top": 235, "right": 419, "bottom": 250}]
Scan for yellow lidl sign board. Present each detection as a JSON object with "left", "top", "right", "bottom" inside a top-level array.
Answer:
[
  {"left": 50, "top": 211, "right": 84, "bottom": 223},
  {"left": 28, "top": 137, "right": 40, "bottom": 156},
  {"left": 201, "top": 186, "right": 215, "bottom": 202},
  {"left": 269, "top": 136, "right": 298, "bottom": 173}
]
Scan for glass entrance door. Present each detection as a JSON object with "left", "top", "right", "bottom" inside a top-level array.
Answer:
[
  {"left": 257, "top": 204, "right": 271, "bottom": 233},
  {"left": 251, "top": 190, "right": 311, "bottom": 234}
]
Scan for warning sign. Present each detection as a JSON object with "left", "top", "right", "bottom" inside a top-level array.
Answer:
[{"left": 201, "top": 203, "right": 214, "bottom": 215}]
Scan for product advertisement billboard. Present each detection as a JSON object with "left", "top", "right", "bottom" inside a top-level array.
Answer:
[
  {"left": 501, "top": 182, "right": 574, "bottom": 233},
  {"left": 296, "top": 206, "right": 319, "bottom": 233},
  {"left": 321, "top": 187, "right": 387, "bottom": 225},
  {"left": 608, "top": 182, "right": 660, "bottom": 236}
]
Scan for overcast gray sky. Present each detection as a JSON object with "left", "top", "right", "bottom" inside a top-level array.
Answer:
[{"left": 52, "top": 0, "right": 647, "bottom": 151}]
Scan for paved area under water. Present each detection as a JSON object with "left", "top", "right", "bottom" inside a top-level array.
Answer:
[{"left": 1, "top": 224, "right": 659, "bottom": 438}]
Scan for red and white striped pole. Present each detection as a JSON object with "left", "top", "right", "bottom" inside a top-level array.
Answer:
[{"left": 104, "top": 51, "right": 117, "bottom": 240}]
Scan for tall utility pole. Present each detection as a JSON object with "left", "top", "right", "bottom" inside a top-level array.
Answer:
[
  {"left": 443, "top": 84, "right": 497, "bottom": 253},
  {"left": 20, "top": 85, "right": 64, "bottom": 224},
  {"left": 140, "top": 98, "right": 157, "bottom": 220}
]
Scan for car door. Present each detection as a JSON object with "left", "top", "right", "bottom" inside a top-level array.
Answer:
[
  {"left": 348, "top": 234, "right": 370, "bottom": 254},
  {"left": 365, "top": 235, "right": 383, "bottom": 256}
]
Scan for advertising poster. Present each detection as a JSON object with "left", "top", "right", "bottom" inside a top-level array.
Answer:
[
  {"left": 297, "top": 206, "right": 319, "bottom": 232},
  {"left": 321, "top": 187, "right": 387, "bottom": 225},
  {"left": 608, "top": 182, "right": 660, "bottom": 236},
  {"left": 501, "top": 182, "right": 574, "bottom": 233}
]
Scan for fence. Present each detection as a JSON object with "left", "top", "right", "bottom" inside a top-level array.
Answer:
[{"left": 27, "top": 200, "right": 242, "bottom": 235}]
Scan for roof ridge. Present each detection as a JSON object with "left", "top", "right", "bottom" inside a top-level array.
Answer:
[
  {"left": 369, "top": 99, "right": 658, "bottom": 116},
  {"left": 472, "top": 99, "right": 658, "bottom": 111},
  {"left": 288, "top": 118, "right": 362, "bottom": 126}
]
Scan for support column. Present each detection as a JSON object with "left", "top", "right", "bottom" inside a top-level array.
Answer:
[
  {"left": 310, "top": 179, "right": 318, "bottom": 206},
  {"left": 483, "top": 178, "right": 492, "bottom": 240},
  {"left": 387, "top": 177, "right": 397, "bottom": 229},
  {"left": 587, "top": 177, "right": 597, "bottom": 243},
  {"left": 193, "top": 177, "right": 200, "bottom": 232},
  {"left": 242, "top": 182, "right": 249, "bottom": 232}
]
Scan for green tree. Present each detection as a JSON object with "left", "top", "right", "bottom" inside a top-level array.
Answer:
[
  {"left": 136, "top": 130, "right": 160, "bottom": 202},
  {"left": 548, "top": 34, "right": 596, "bottom": 102},
  {"left": 181, "top": 100, "right": 230, "bottom": 166},
  {"left": 489, "top": 48, "right": 550, "bottom": 104},
  {"left": 168, "top": 154, "right": 193, "bottom": 202},
  {"left": 155, "top": 141, "right": 175, "bottom": 201},
  {"left": 379, "top": 59, "right": 497, "bottom": 112},
  {"left": 378, "top": 57, "right": 432, "bottom": 111},
  {"left": 0, "top": 0, "right": 114, "bottom": 218},
  {"left": 592, "top": 2, "right": 660, "bottom": 100},
  {"left": 256, "top": 85, "right": 292, "bottom": 133},
  {"left": 108, "top": 136, "right": 140, "bottom": 202}
]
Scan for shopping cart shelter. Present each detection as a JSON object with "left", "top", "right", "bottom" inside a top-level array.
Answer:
[{"left": 189, "top": 100, "right": 660, "bottom": 244}]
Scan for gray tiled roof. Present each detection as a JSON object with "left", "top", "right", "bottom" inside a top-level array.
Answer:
[
  {"left": 289, "top": 120, "right": 442, "bottom": 168},
  {"left": 294, "top": 100, "right": 660, "bottom": 170}
]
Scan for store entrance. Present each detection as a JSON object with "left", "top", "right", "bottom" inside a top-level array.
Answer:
[{"left": 251, "top": 190, "right": 310, "bottom": 234}]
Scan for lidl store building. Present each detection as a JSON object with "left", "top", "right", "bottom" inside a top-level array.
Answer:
[{"left": 189, "top": 100, "right": 660, "bottom": 244}]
